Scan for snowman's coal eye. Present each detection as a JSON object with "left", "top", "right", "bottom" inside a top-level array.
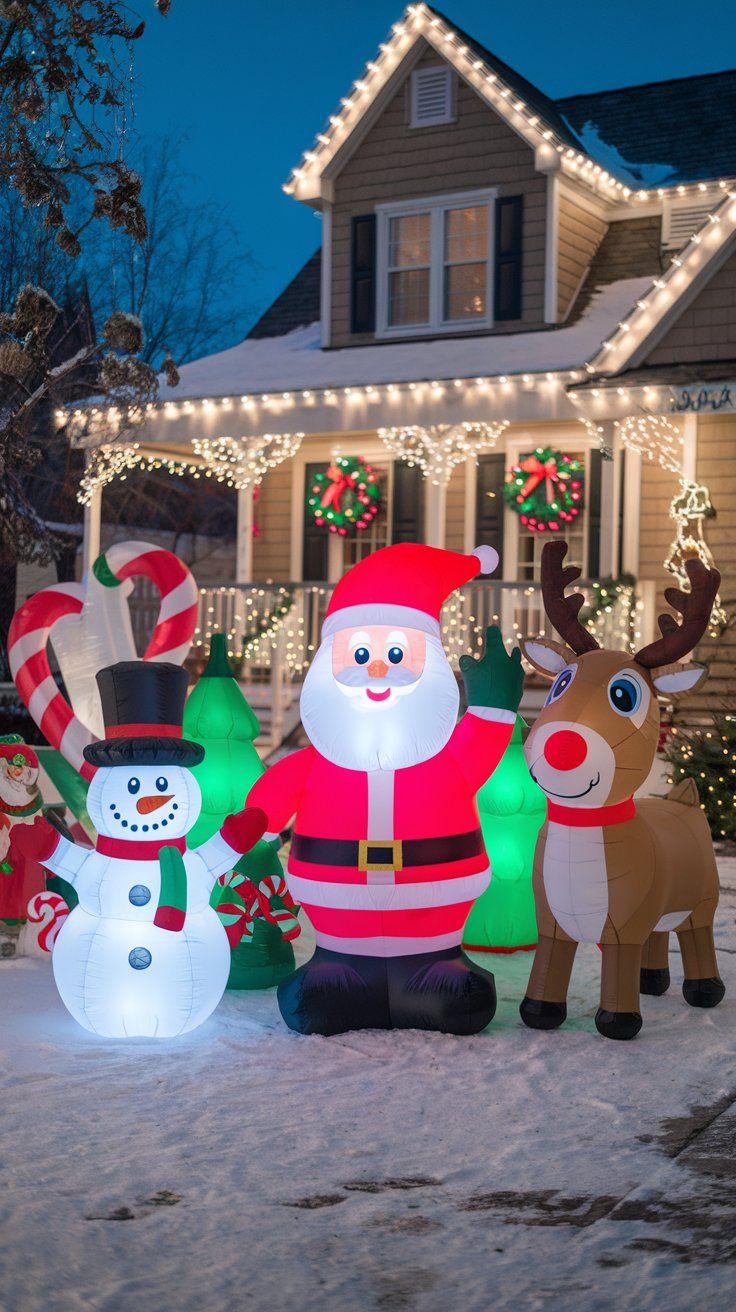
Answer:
[
  {"left": 156, "top": 776, "right": 168, "bottom": 792},
  {"left": 127, "top": 777, "right": 140, "bottom": 795}
]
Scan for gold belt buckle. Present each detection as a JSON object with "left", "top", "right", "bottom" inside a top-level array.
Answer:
[{"left": 358, "top": 838, "right": 403, "bottom": 871}]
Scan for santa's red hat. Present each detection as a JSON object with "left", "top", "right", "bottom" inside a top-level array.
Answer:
[{"left": 322, "top": 543, "right": 498, "bottom": 638}]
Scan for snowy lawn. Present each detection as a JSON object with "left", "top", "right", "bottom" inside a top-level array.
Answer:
[{"left": 1, "top": 861, "right": 735, "bottom": 1312}]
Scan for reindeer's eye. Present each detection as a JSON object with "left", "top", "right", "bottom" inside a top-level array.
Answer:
[
  {"left": 608, "top": 676, "right": 642, "bottom": 716},
  {"left": 546, "top": 666, "right": 576, "bottom": 705}
]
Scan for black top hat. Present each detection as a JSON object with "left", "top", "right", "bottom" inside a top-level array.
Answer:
[{"left": 83, "top": 661, "right": 205, "bottom": 768}]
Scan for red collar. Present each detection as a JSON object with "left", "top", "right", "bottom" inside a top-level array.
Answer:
[
  {"left": 547, "top": 797, "right": 636, "bottom": 827},
  {"left": 96, "top": 835, "right": 187, "bottom": 859}
]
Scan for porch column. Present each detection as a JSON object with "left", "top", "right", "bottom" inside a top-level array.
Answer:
[
  {"left": 82, "top": 454, "right": 102, "bottom": 576},
  {"left": 236, "top": 486, "right": 254, "bottom": 583},
  {"left": 425, "top": 481, "right": 447, "bottom": 548},
  {"left": 621, "top": 448, "right": 641, "bottom": 577},
  {"left": 682, "top": 413, "right": 698, "bottom": 480},
  {"left": 327, "top": 532, "right": 343, "bottom": 582},
  {"left": 598, "top": 422, "right": 619, "bottom": 576}
]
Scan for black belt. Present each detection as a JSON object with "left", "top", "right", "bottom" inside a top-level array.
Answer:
[{"left": 290, "top": 829, "right": 485, "bottom": 873}]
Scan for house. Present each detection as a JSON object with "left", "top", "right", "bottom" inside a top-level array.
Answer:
[{"left": 74, "top": 2, "right": 736, "bottom": 716}]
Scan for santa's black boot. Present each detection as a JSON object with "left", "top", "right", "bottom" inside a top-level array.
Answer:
[
  {"left": 277, "top": 947, "right": 390, "bottom": 1035},
  {"left": 388, "top": 948, "right": 497, "bottom": 1035}
]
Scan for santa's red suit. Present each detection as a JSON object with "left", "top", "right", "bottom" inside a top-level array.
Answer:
[
  {"left": 249, "top": 541, "right": 524, "bottom": 1037},
  {"left": 249, "top": 712, "right": 512, "bottom": 957}
]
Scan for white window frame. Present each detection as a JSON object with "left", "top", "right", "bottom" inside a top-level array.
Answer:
[
  {"left": 409, "top": 64, "right": 456, "bottom": 129},
  {"left": 375, "top": 189, "right": 496, "bottom": 339}
]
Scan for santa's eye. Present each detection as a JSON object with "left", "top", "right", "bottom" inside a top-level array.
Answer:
[
  {"left": 127, "top": 777, "right": 140, "bottom": 795},
  {"left": 354, "top": 647, "right": 370, "bottom": 665},
  {"left": 156, "top": 776, "right": 168, "bottom": 792},
  {"left": 388, "top": 646, "right": 404, "bottom": 664}
]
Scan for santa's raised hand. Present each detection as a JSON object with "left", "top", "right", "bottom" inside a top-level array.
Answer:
[{"left": 459, "top": 624, "right": 524, "bottom": 715}]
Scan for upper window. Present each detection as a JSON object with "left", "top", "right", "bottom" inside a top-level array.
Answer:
[
  {"left": 410, "top": 65, "right": 455, "bottom": 128},
  {"left": 376, "top": 191, "right": 495, "bottom": 336}
]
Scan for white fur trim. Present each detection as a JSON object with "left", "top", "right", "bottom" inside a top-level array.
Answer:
[
  {"left": 473, "top": 545, "right": 499, "bottom": 575},
  {"left": 322, "top": 603, "right": 441, "bottom": 639},
  {"left": 467, "top": 706, "right": 517, "bottom": 723}
]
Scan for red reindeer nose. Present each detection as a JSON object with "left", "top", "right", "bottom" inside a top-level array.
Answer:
[{"left": 543, "top": 730, "right": 587, "bottom": 771}]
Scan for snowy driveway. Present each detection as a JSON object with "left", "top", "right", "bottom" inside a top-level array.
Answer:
[{"left": 1, "top": 862, "right": 735, "bottom": 1312}]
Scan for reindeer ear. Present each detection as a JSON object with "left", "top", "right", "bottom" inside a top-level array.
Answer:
[
  {"left": 651, "top": 661, "right": 709, "bottom": 700},
  {"left": 520, "top": 637, "right": 574, "bottom": 679}
]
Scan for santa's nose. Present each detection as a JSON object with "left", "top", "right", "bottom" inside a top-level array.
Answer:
[
  {"left": 136, "top": 794, "right": 173, "bottom": 814},
  {"left": 543, "top": 730, "right": 587, "bottom": 771},
  {"left": 367, "top": 659, "right": 389, "bottom": 678}
]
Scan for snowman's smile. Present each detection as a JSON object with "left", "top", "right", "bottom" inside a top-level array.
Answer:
[{"left": 136, "top": 793, "right": 173, "bottom": 814}]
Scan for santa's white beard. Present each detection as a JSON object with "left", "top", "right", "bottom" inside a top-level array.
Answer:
[{"left": 300, "top": 634, "right": 460, "bottom": 771}]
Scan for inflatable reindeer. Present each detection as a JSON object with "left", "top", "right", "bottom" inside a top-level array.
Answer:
[{"left": 520, "top": 540, "right": 724, "bottom": 1041}]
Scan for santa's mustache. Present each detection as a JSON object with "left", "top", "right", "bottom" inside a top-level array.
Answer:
[{"left": 334, "top": 666, "right": 420, "bottom": 689}]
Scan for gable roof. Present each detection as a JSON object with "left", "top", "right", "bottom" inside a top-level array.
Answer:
[
  {"left": 558, "top": 70, "right": 736, "bottom": 187},
  {"left": 285, "top": 3, "right": 736, "bottom": 209}
]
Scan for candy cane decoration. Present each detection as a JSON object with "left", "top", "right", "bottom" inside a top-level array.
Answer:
[
  {"left": 9, "top": 542, "right": 197, "bottom": 780},
  {"left": 258, "top": 873, "right": 301, "bottom": 941},
  {"left": 26, "top": 892, "right": 70, "bottom": 952}
]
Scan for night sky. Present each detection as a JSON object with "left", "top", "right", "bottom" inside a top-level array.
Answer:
[{"left": 133, "top": 0, "right": 736, "bottom": 358}]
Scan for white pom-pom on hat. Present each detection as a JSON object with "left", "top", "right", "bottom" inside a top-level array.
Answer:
[{"left": 472, "top": 545, "right": 499, "bottom": 575}]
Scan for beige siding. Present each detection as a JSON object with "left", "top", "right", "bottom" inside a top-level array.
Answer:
[
  {"left": 330, "top": 41, "right": 547, "bottom": 347},
  {"left": 253, "top": 461, "right": 292, "bottom": 581},
  {"left": 637, "top": 457, "right": 681, "bottom": 606},
  {"left": 645, "top": 247, "right": 736, "bottom": 366},
  {"left": 556, "top": 191, "right": 608, "bottom": 320},
  {"left": 445, "top": 463, "right": 466, "bottom": 552},
  {"left": 687, "top": 414, "right": 736, "bottom": 712}
]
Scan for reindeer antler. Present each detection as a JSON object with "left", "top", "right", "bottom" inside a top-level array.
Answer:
[
  {"left": 540, "top": 540, "right": 600, "bottom": 654},
  {"left": 635, "top": 558, "right": 721, "bottom": 669}
]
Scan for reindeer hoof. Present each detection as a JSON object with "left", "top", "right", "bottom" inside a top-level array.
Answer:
[
  {"left": 595, "top": 1009, "right": 642, "bottom": 1041},
  {"left": 640, "top": 966, "right": 670, "bottom": 996},
  {"left": 519, "top": 996, "right": 566, "bottom": 1030},
  {"left": 682, "top": 976, "right": 725, "bottom": 1008}
]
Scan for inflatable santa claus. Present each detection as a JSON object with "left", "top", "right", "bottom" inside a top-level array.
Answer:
[{"left": 249, "top": 542, "right": 524, "bottom": 1036}]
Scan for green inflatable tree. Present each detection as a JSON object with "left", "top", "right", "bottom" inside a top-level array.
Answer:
[
  {"left": 183, "top": 634, "right": 297, "bottom": 989},
  {"left": 463, "top": 716, "right": 546, "bottom": 952}
]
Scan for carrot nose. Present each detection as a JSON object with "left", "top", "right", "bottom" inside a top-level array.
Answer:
[
  {"left": 543, "top": 731, "right": 587, "bottom": 771},
  {"left": 136, "top": 794, "right": 173, "bottom": 814},
  {"left": 367, "top": 659, "right": 389, "bottom": 678}
]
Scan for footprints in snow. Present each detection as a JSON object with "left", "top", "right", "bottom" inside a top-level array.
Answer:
[
  {"left": 282, "top": 1176, "right": 441, "bottom": 1209},
  {"left": 85, "top": 1189, "right": 182, "bottom": 1221}
]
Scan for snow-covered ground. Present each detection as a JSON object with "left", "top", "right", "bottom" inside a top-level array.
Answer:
[{"left": 2, "top": 862, "right": 735, "bottom": 1312}]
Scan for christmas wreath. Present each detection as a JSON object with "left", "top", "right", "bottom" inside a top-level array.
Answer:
[
  {"left": 504, "top": 446, "right": 584, "bottom": 533},
  {"left": 307, "top": 455, "right": 381, "bottom": 536}
]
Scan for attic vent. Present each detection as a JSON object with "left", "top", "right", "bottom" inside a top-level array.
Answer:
[
  {"left": 410, "top": 65, "right": 455, "bottom": 128},
  {"left": 662, "top": 196, "right": 716, "bottom": 250}
]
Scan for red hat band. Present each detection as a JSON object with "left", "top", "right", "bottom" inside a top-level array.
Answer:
[
  {"left": 322, "top": 542, "right": 498, "bottom": 638},
  {"left": 104, "top": 722, "right": 183, "bottom": 740}
]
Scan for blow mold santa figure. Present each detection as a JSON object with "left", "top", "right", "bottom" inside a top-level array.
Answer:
[{"left": 249, "top": 542, "right": 524, "bottom": 1036}]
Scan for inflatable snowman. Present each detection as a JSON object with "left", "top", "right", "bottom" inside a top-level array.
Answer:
[{"left": 18, "top": 662, "right": 265, "bottom": 1038}]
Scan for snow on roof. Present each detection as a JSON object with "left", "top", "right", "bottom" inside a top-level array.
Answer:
[
  {"left": 158, "top": 278, "right": 652, "bottom": 401},
  {"left": 562, "top": 120, "right": 677, "bottom": 188}
]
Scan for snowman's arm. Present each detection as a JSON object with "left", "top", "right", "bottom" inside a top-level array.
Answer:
[
  {"left": 12, "top": 817, "right": 90, "bottom": 886},
  {"left": 245, "top": 746, "right": 315, "bottom": 842},
  {"left": 193, "top": 806, "right": 268, "bottom": 887},
  {"left": 448, "top": 710, "right": 515, "bottom": 793}
]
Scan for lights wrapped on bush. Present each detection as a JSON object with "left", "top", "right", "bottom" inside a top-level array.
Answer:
[
  {"left": 307, "top": 454, "right": 381, "bottom": 535},
  {"left": 504, "top": 446, "right": 584, "bottom": 532}
]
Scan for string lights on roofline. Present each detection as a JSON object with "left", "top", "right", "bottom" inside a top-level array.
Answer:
[{"left": 282, "top": 2, "right": 736, "bottom": 208}]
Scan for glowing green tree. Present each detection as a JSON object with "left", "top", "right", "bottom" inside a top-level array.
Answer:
[{"left": 463, "top": 716, "right": 546, "bottom": 951}]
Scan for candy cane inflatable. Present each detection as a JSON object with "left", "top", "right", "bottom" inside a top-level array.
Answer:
[
  {"left": 26, "top": 892, "right": 70, "bottom": 952},
  {"left": 9, "top": 542, "right": 198, "bottom": 780},
  {"left": 258, "top": 872, "right": 301, "bottom": 941}
]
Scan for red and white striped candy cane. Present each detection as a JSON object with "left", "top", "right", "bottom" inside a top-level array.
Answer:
[
  {"left": 258, "top": 873, "right": 301, "bottom": 941},
  {"left": 9, "top": 541, "right": 198, "bottom": 779},
  {"left": 26, "top": 891, "right": 70, "bottom": 952}
]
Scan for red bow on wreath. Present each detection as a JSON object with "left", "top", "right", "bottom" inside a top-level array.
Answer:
[
  {"left": 320, "top": 463, "right": 356, "bottom": 512},
  {"left": 519, "top": 454, "right": 559, "bottom": 503}
]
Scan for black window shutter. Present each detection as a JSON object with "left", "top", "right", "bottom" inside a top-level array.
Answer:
[
  {"left": 475, "top": 453, "right": 505, "bottom": 570},
  {"left": 303, "top": 463, "right": 328, "bottom": 581},
  {"left": 391, "top": 460, "right": 424, "bottom": 543},
  {"left": 351, "top": 214, "right": 376, "bottom": 334},
  {"left": 494, "top": 196, "right": 523, "bottom": 321},
  {"left": 586, "top": 448, "right": 602, "bottom": 579}
]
